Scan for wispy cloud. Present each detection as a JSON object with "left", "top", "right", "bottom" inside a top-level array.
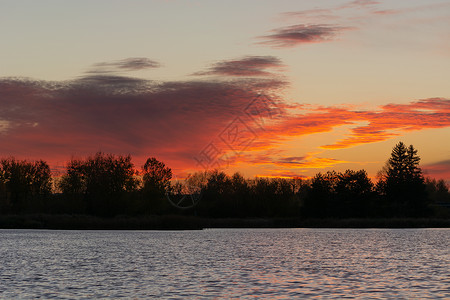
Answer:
[
  {"left": 88, "top": 57, "right": 162, "bottom": 74},
  {"left": 372, "top": 9, "right": 400, "bottom": 15},
  {"left": 280, "top": 1, "right": 450, "bottom": 25},
  {"left": 321, "top": 99, "right": 450, "bottom": 149},
  {"left": 193, "top": 56, "right": 285, "bottom": 77},
  {"left": 255, "top": 171, "right": 308, "bottom": 179},
  {"left": 257, "top": 24, "right": 351, "bottom": 48},
  {"left": 241, "top": 151, "right": 348, "bottom": 172},
  {"left": 272, "top": 0, "right": 449, "bottom": 52},
  {"left": 276, "top": 0, "right": 379, "bottom": 29},
  {"left": 340, "top": 0, "right": 380, "bottom": 9},
  {"left": 280, "top": 9, "right": 340, "bottom": 23},
  {"left": 275, "top": 154, "right": 348, "bottom": 169},
  {"left": 216, "top": 98, "right": 449, "bottom": 162},
  {"left": 245, "top": 98, "right": 450, "bottom": 152},
  {"left": 372, "top": 2, "right": 450, "bottom": 16}
]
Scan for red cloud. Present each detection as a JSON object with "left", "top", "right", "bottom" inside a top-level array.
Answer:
[
  {"left": 222, "top": 98, "right": 449, "bottom": 177},
  {"left": 241, "top": 98, "right": 449, "bottom": 152},
  {"left": 0, "top": 75, "right": 285, "bottom": 173},
  {"left": 229, "top": 99, "right": 449, "bottom": 167},
  {"left": 321, "top": 99, "right": 450, "bottom": 149}
]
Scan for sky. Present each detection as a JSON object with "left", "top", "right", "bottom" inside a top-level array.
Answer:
[{"left": 0, "top": 0, "right": 449, "bottom": 182}]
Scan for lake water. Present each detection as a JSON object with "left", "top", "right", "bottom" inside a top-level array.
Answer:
[{"left": 0, "top": 228, "right": 449, "bottom": 299}]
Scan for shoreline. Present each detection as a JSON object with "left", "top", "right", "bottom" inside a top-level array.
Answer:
[{"left": 1, "top": 214, "right": 449, "bottom": 230}]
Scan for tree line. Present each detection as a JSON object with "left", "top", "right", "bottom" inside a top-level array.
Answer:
[{"left": 0, "top": 142, "right": 449, "bottom": 218}]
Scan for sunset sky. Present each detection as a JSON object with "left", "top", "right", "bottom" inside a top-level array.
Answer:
[{"left": 1, "top": 0, "right": 449, "bottom": 182}]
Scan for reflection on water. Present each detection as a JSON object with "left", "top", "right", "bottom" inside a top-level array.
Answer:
[{"left": 0, "top": 228, "right": 449, "bottom": 299}]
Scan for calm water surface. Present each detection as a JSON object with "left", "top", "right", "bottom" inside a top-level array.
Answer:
[{"left": 0, "top": 228, "right": 449, "bottom": 299}]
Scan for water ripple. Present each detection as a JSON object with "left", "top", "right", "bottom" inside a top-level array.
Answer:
[{"left": 0, "top": 228, "right": 449, "bottom": 299}]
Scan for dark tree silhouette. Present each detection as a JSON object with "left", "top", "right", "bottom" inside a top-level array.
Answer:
[
  {"left": 377, "top": 142, "right": 428, "bottom": 216},
  {"left": 197, "top": 170, "right": 302, "bottom": 218},
  {"left": 201, "top": 170, "right": 232, "bottom": 217},
  {"left": 0, "top": 146, "right": 446, "bottom": 221},
  {"left": 302, "top": 171, "right": 337, "bottom": 217},
  {"left": 302, "top": 170, "right": 374, "bottom": 218},
  {"left": 142, "top": 157, "right": 172, "bottom": 193},
  {"left": 141, "top": 157, "right": 173, "bottom": 214},
  {"left": 230, "top": 172, "right": 250, "bottom": 217},
  {"left": 425, "top": 178, "right": 450, "bottom": 217},
  {"left": 334, "top": 170, "right": 374, "bottom": 217},
  {"left": 0, "top": 158, "right": 51, "bottom": 213},
  {"left": 59, "top": 152, "right": 138, "bottom": 216}
]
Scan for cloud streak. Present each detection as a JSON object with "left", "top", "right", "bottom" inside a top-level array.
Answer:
[
  {"left": 193, "top": 56, "right": 285, "bottom": 77},
  {"left": 236, "top": 152, "right": 348, "bottom": 174},
  {"left": 251, "top": 98, "right": 450, "bottom": 151},
  {"left": 257, "top": 24, "right": 351, "bottom": 48},
  {"left": 88, "top": 57, "right": 162, "bottom": 74},
  {"left": 321, "top": 99, "right": 450, "bottom": 149},
  {"left": 275, "top": 154, "right": 348, "bottom": 169},
  {"left": 341, "top": 0, "right": 380, "bottom": 9}
]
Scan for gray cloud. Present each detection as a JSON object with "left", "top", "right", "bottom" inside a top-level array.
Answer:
[
  {"left": 278, "top": 156, "right": 307, "bottom": 164},
  {"left": 88, "top": 57, "right": 162, "bottom": 74},
  {"left": 0, "top": 69, "right": 286, "bottom": 169},
  {"left": 194, "top": 56, "right": 284, "bottom": 77},
  {"left": 258, "top": 24, "right": 350, "bottom": 48}
]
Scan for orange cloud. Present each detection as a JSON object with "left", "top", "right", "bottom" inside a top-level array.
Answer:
[
  {"left": 275, "top": 154, "right": 348, "bottom": 169},
  {"left": 214, "top": 98, "right": 449, "bottom": 178},
  {"left": 238, "top": 151, "right": 347, "bottom": 171},
  {"left": 321, "top": 98, "right": 450, "bottom": 149},
  {"left": 255, "top": 172, "right": 308, "bottom": 179},
  {"left": 188, "top": 98, "right": 449, "bottom": 176},
  {"left": 238, "top": 98, "right": 449, "bottom": 152}
]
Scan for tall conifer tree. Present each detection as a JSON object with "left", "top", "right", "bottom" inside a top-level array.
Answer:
[{"left": 379, "top": 142, "right": 427, "bottom": 216}]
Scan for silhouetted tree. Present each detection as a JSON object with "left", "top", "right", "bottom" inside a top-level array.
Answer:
[
  {"left": 59, "top": 152, "right": 138, "bottom": 216},
  {"left": 141, "top": 157, "right": 173, "bottom": 214},
  {"left": 201, "top": 170, "right": 232, "bottom": 217},
  {"left": 251, "top": 177, "right": 276, "bottom": 217},
  {"left": 377, "top": 142, "right": 428, "bottom": 216},
  {"left": 426, "top": 178, "right": 450, "bottom": 204},
  {"left": 302, "top": 171, "right": 337, "bottom": 217},
  {"left": 142, "top": 157, "right": 172, "bottom": 193},
  {"left": 229, "top": 172, "right": 249, "bottom": 217},
  {"left": 334, "top": 170, "right": 374, "bottom": 217},
  {"left": 0, "top": 158, "right": 51, "bottom": 213},
  {"left": 1, "top": 145, "right": 446, "bottom": 221},
  {"left": 301, "top": 170, "right": 374, "bottom": 218},
  {"left": 184, "top": 171, "right": 208, "bottom": 194},
  {"left": 425, "top": 178, "right": 450, "bottom": 218}
]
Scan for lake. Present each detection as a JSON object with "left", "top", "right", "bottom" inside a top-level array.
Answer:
[{"left": 0, "top": 228, "right": 449, "bottom": 299}]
